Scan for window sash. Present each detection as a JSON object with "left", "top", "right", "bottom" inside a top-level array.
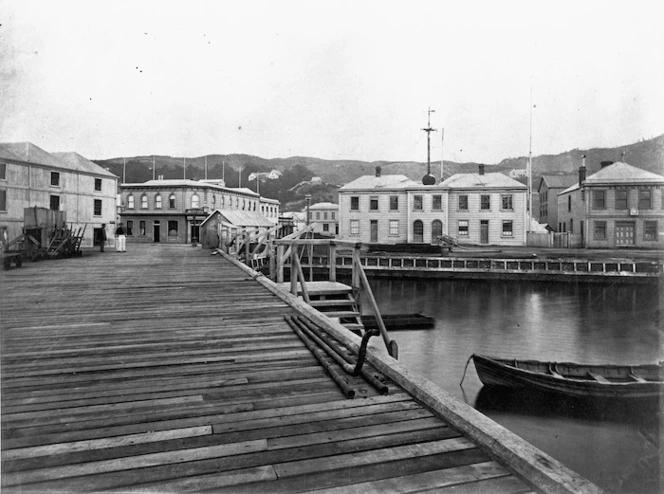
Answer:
[
  {"left": 93, "top": 199, "right": 102, "bottom": 216},
  {"left": 350, "top": 220, "right": 359, "bottom": 235},
  {"left": 389, "top": 220, "right": 399, "bottom": 235},
  {"left": 644, "top": 221, "right": 657, "bottom": 240},
  {"left": 615, "top": 189, "right": 628, "bottom": 209},
  {"left": 502, "top": 220, "right": 513, "bottom": 236},
  {"left": 458, "top": 195, "right": 468, "bottom": 210},
  {"left": 369, "top": 196, "right": 379, "bottom": 211},
  {"left": 592, "top": 190, "right": 605, "bottom": 209},
  {"left": 594, "top": 221, "right": 607, "bottom": 240},
  {"left": 350, "top": 197, "right": 359, "bottom": 210},
  {"left": 458, "top": 220, "right": 469, "bottom": 235},
  {"left": 432, "top": 195, "right": 442, "bottom": 210},
  {"left": 480, "top": 195, "right": 490, "bottom": 210},
  {"left": 94, "top": 178, "right": 102, "bottom": 191},
  {"left": 501, "top": 195, "right": 513, "bottom": 210},
  {"left": 638, "top": 189, "right": 652, "bottom": 209},
  {"left": 389, "top": 196, "right": 399, "bottom": 210},
  {"left": 413, "top": 195, "right": 423, "bottom": 210},
  {"left": 50, "top": 172, "right": 60, "bottom": 187}
]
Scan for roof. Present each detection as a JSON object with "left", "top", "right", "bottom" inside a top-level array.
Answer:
[
  {"left": 340, "top": 174, "right": 417, "bottom": 191},
  {"left": 0, "top": 145, "right": 24, "bottom": 161},
  {"left": 559, "top": 162, "right": 664, "bottom": 195},
  {"left": 202, "top": 209, "right": 275, "bottom": 228},
  {"left": 123, "top": 179, "right": 261, "bottom": 197},
  {"left": 584, "top": 161, "right": 664, "bottom": 184},
  {"left": 538, "top": 175, "right": 578, "bottom": 192},
  {"left": 51, "top": 152, "right": 117, "bottom": 178},
  {"left": 309, "top": 202, "right": 339, "bottom": 210},
  {"left": 440, "top": 172, "right": 527, "bottom": 190},
  {"left": 0, "top": 142, "right": 65, "bottom": 168}
]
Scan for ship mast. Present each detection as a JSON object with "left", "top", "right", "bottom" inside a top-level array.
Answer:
[{"left": 422, "top": 107, "right": 437, "bottom": 185}]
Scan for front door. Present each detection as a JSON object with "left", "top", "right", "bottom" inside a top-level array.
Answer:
[
  {"left": 370, "top": 220, "right": 378, "bottom": 242},
  {"left": 153, "top": 222, "right": 161, "bottom": 243},
  {"left": 191, "top": 224, "right": 200, "bottom": 244},
  {"left": 615, "top": 221, "right": 635, "bottom": 246},
  {"left": 480, "top": 220, "right": 489, "bottom": 244}
]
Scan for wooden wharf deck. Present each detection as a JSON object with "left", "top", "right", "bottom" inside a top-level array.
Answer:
[{"left": 1, "top": 244, "right": 599, "bottom": 493}]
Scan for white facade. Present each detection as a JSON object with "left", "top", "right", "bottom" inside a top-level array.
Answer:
[
  {"left": 308, "top": 202, "right": 339, "bottom": 236},
  {"left": 338, "top": 167, "right": 528, "bottom": 246}
]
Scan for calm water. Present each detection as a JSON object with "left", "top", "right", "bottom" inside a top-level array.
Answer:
[{"left": 360, "top": 277, "right": 662, "bottom": 492}]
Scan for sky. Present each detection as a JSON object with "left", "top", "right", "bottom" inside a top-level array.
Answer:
[{"left": 1, "top": 0, "right": 663, "bottom": 164}]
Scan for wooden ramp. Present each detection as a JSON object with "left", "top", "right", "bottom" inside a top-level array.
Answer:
[{"left": 1, "top": 244, "right": 593, "bottom": 493}]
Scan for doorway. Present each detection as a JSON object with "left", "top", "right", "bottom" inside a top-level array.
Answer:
[
  {"left": 370, "top": 220, "right": 378, "bottom": 243},
  {"left": 480, "top": 220, "right": 489, "bottom": 244},
  {"left": 615, "top": 221, "right": 635, "bottom": 246},
  {"left": 153, "top": 221, "right": 161, "bottom": 243}
]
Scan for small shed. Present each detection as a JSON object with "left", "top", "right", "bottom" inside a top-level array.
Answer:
[{"left": 200, "top": 209, "right": 275, "bottom": 249}]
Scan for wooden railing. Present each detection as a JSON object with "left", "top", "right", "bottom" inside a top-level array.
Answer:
[{"left": 274, "top": 237, "right": 398, "bottom": 359}]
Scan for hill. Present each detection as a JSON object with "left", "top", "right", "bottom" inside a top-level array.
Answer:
[{"left": 95, "top": 134, "right": 663, "bottom": 210}]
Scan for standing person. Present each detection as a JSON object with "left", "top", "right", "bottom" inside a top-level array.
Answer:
[
  {"left": 100, "top": 224, "right": 107, "bottom": 252},
  {"left": 115, "top": 223, "right": 126, "bottom": 253}
]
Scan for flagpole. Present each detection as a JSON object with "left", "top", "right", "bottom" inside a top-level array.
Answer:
[
  {"left": 123, "top": 157, "right": 126, "bottom": 183},
  {"left": 528, "top": 81, "right": 533, "bottom": 233},
  {"left": 205, "top": 156, "right": 208, "bottom": 180},
  {"left": 152, "top": 155, "right": 156, "bottom": 180},
  {"left": 440, "top": 127, "right": 445, "bottom": 182},
  {"left": 183, "top": 157, "right": 186, "bottom": 179}
]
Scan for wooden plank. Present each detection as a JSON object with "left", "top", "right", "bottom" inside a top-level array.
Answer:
[
  {"left": 2, "top": 440, "right": 268, "bottom": 486},
  {"left": 311, "top": 461, "right": 515, "bottom": 494},
  {"left": 2, "top": 426, "right": 212, "bottom": 460}
]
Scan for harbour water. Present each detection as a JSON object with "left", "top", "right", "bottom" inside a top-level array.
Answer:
[{"left": 361, "top": 277, "right": 662, "bottom": 492}]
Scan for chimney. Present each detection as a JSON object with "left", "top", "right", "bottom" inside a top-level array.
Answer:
[
  {"left": 478, "top": 164, "right": 485, "bottom": 175},
  {"left": 579, "top": 155, "right": 586, "bottom": 185},
  {"left": 375, "top": 166, "right": 381, "bottom": 177},
  {"left": 600, "top": 160, "right": 614, "bottom": 169}
]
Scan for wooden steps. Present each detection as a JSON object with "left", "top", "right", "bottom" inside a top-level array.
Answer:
[{"left": 0, "top": 244, "right": 536, "bottom": 492}]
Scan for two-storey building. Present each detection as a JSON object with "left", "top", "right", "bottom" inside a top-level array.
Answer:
[
  {"left": 338, "top": 165, "right": 528, "bottom": 245},
  {"left": 558, "top": 161, "right": 664, "bottom": 248},
  {"left": 308, "top": 202, "right": 339, "bottom": 236},
  {"left": 0, "top": 142, "right": 118, "bottom": 247},
  {"left": 119, "top": 179, "right": 279, "bottom": 244},
  {"left": 537, "top": 175, "right": 577, "bottom": 231}
]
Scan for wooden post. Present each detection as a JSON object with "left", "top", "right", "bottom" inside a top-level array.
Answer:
[
  {"left": 290, "top": 248, "right": 298, "bottom": 296},
  {"left": 276, "top": 244, "right": 285, "bottom": 283},
  {"left": 329, "top": 241, "right": 337, "bottom": 282},
  {"left": 352, "top": 244, "right": 361, "bottom": 293},
  {"left": 268, "top": 239, "right": 277, "bottom": 281}
]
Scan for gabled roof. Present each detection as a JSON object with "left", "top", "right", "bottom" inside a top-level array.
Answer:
[
  {"left": 0, "top": 145, "right": 24, "bottom": 161},
  {"left": 0, "top": 142, "right": 65, "bottom": 168},
  {"left": 202, "top": 209, "right": 274, "bottom": 228},
  {"left": 440, "top": 172, "right": 527, "bottom": 190},
  {"left": 584, "top": 162, "right": 664, "bottom": 184},
  {"left": 340, "top": 174, "right": 417, "bottom": 190},
  {"left": 51, "top": 152, "right": 117, "bottom": 178},
  {"left": 538, "top": 175, "right": 577, "bottom": 192},
  {"left": 309, "top": 202, "right": 338, "bottom": 210}
]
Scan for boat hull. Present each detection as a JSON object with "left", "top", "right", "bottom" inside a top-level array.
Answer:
[{"left": 472, "top": 355, "right": 664, "bottom": 399}]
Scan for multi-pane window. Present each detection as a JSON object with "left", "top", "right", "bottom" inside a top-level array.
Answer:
[
  {"left": 389, "top": 196, "right": 399, "bottom": 211},
  {"left": 594, "top": 221, "right": 607, "bottom": 240},
  {"left": 309, "top": 212, "right": 313, "bottom": 220},
  {"left": 638, "top": 189, "right": 652, "bottom": 209},
  {"left": 139, "top": 220, "right": 146, "bottom": 236},
  {"left": 50, "top": 195, "right": 60, "bottom": 211},
  {"left": 350, "top": 220, "right": 359, "bottom": 236},
  {"left": 480, "top": 195, "right": 490, "bottom": 210},
  {"left": 615, "top": 189, "right": 628, "bottom": 209},
  {"left": 323, "top": 212, "right": 328, "bottom": 220},
  {"left": 155, "top": 195, "right": 162, "bottom": 209},
  {"left": 432, "top": 195, "right": 442, "bottom": 210},
  {"left": 126, "top": 220, "right": 133, "bottom": 236},
  {"left": 370, "top": 196, "right": 379, "bottom": 211},
  {"left": 644, "top": 221, "right": 657, "bottom": 241},
  {"left": 94, "top": 199, "right": 102, "bottom": 216},
  {"left": 127, "top": 195, "right": 134, "bottom": 209},
  {"left": 168, "top": 220, "right": 179, "bottom": 237},
  {"left": 94, "top": 178, "right": 102, "bottom": 191},
  {"left": 331, "top": 212, "right": 336, "bottom": 220},
  {"left": 389, "top": 220, "right": 399, "bottom": 236},
  {"left": 192, "top": 194, "right": 200, "bottom": 208},
  {"left": 593, "top": 190, "right": 606, "bottom": 209},
  {"left": 413, "top": 195, "right": 423, "bottom": 210},
  {"left": 0, "top": 163, "right": 6, "bottom": 180},
  {"left": 169, "top": 194, "right": 176, "bottom": 209},
  {"left": 323, "top": 223, "right": 329, "bottom": 232},
  {"left": 502, "top": 220, "right": 513, "bottom": 236},
  {"left": 350, "top": 196, "right": 359, "bottom": 211},
  {"left": 141, "top": 194, "right": 148, "bottom": 209},
  {"left": 458, "top": 195, "right": 468, "bottom": 210},
  {"left": 50, "top": 171, "right": 60, "bottom": 187},
  {"left": 0, "top": 189, "right": 6, "bottom": 211},
  {"left": 458, "top": 220, "right": 469, "bottom": 236},
  {"left": 316, "top": 212, "right": 320, "bottom": 220},
  {"left": 501, "top": 194, "right": 513, "bottom": 210}
]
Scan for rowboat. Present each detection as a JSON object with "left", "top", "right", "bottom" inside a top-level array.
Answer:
[{"left": 471, "top": 354, "right": 664, "bottom": 399}]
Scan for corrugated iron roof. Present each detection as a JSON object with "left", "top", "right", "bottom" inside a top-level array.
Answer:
[
  {"left": 309, "top": 202, "right": 339, "bottom": 210},
  {"left": 539, "top": 175, "right": 578, "bottom": 189},
  {"left": 202, "top": 209, "right": 275, "bottom": 228},
  {"left": 0, "top": 142, "right": 65, "bottom": 168},
  {"left": 440, "top": 172, "right": 527, "bottom": 189},
  {"left": 340, "top": 174, "right": 417, "bottom": 190},
  {"left": 51, "top": 152, "right": 117, "bottom": 177},
  {"left": 584, "top": 162, "right": 664, "bottom": 184}
]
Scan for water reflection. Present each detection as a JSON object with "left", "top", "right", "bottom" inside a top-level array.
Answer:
[{"left": 360, "top": 277, "right": 662, "bottom": 492}]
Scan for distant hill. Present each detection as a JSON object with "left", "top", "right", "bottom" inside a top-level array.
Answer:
[{"left": 95, "top": 134, "right": 663, "bottom": 210}]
